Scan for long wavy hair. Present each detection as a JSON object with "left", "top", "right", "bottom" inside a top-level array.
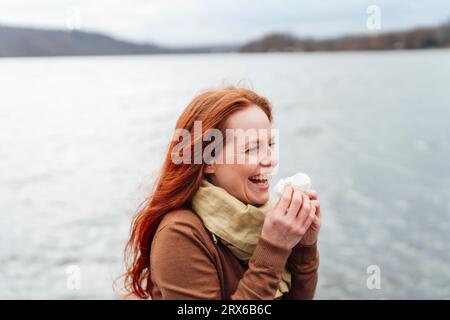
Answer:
[{"left": 122, "top": 86, "right": 273, "bottom": 298}]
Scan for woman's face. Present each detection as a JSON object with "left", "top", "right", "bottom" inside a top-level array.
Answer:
[{"left": 205, "top": 105, "right": 278, "bottom": 206}]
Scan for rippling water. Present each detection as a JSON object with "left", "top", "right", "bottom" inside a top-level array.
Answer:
[{"left": 0, "top": 50, "right": 449, "bottom": 299}]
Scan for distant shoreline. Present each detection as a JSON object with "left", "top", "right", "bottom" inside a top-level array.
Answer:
[{"left": 0, "top": 21, "right": 449, "bottom": 58}]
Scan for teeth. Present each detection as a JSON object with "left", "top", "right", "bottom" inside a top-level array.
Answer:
[{"left": 250, "top": 174, "right": 269, "bottom": 181}]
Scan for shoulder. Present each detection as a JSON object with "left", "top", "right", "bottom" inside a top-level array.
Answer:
[
  {"left": 153, "top": 208, "right": 214, "bottom": 250},
  {"left": 157, "top": 208, "right": 206, "bottom": 235}
]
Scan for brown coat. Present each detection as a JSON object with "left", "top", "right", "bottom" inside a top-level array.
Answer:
[{"left": 150, "top": 209, "right": 319, "bottom": 300}]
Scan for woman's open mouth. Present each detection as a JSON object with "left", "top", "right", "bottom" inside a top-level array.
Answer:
[{"left": 248, "top": 174, "right": 270, "bottom": 190}]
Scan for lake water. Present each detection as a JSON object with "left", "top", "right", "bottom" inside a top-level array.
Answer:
[{"left": 0, "top": 50, "right": 449, "bottom": 299}]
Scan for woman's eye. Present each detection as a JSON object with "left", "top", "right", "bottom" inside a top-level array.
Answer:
[
  {"left": 246, "top": 146, "right": 258, "bottom": 153},
  {"left": 246, "top": 142, "right": 275, "bottom": 153}
]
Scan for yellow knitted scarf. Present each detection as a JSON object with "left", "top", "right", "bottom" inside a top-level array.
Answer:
[{"left": 191, "top": 179, "right": 291, "bottom": 299}]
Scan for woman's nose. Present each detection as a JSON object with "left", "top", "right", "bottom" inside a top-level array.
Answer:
[{"left": 260, "top": 147, "right": 278, "bottom": 167}]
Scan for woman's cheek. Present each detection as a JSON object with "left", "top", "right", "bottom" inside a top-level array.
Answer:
[{"left": 246, "top": 152, "right": 259, "bottom": 165}]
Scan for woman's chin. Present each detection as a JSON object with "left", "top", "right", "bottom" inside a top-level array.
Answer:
[
  {"left": 245, "top": 179, "right": 270, "bottom": 205},
  {"left": 252, "top": 194, "right": 269, "bottom": 206}
]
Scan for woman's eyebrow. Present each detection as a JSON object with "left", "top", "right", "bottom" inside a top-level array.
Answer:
[
  {"left": 243, "top": 139, "right": 259, "bottom": 148},
  {"left": 243, "top": 135, "right": 275, "bottom": 147}
]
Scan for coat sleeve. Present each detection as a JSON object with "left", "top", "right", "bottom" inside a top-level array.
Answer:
[
  {"left": 283, "top": 243, "right": 319, "bottom": 300},
  {"left": 150, "top": 219, "right": 292, "bottom": 300}
]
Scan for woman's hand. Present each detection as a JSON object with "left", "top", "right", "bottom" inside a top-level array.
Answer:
[
  {"left": 261, "top": 185, "right": 318, "bottom": 250},
  {"left": 298, "top": 189, "right": 321, "bottom": 246}
]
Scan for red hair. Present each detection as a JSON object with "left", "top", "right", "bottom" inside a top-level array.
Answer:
[{"left": 122, "top": 86, "right": 273, "bottom": 298}]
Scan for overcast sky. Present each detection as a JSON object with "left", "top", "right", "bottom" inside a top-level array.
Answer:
[{"left": 0, "top": 0, "right": 449, "bottom": 46}]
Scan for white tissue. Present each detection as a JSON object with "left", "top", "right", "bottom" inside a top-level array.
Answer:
[{"left": 274, "top": 173, "right": 312, "bottom": 195}]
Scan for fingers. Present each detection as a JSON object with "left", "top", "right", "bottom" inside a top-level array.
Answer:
[
  {"left": 274, "top": 186, "right": 320, "bottom": 228},
  {"left": 311, "top": 199, "right": 321, "bottom": 219},
  {"left": 310, "top": 199, "right": 321, "bottom": 228},
  {"left": 273, "top": 184, "right": 293, "bottom": 216},
  {"left": 306, "top": 206, "right": 316, "bottom": 228},
  {"left": 296, "top": 193, "right": 312, "bottom": 224},
  {"left": 286, "top": 186, "right": 303, "bottom": 218},
  {"left": 306, "top": 189, "right": 318, "bottom": 200},
  {"left": 313, "top": 215, "right": 321, "bottom": 228}
]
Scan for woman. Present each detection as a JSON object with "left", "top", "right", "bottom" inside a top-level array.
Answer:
[{"left": 123, "top": 86, "right": 321, "bottom": 299}]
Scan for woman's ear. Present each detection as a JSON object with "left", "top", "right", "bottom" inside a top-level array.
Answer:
[{"left": 204, "top": 163, "right": 215, "bottom": 174}]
